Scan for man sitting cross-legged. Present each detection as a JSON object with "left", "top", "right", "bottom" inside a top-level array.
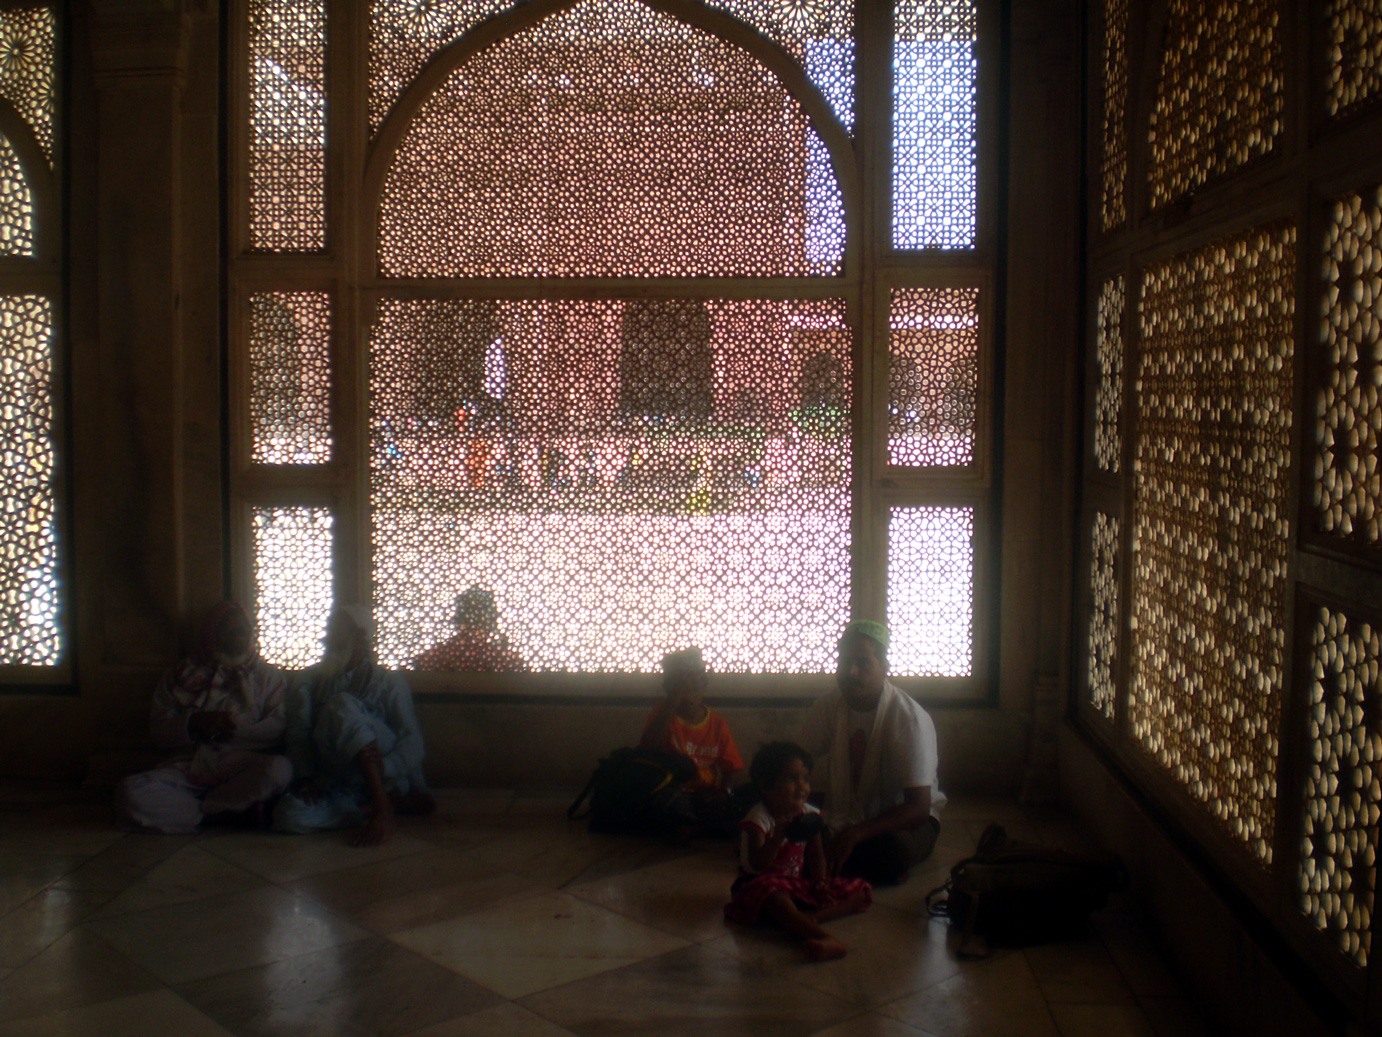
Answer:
[
  {"left": 797, "top": 620, "right": 946, "bottom": 885},
  {"left": 272, "top": 605, "right": 435, "bottom": 846},
  {"left": 114, "top": 601, "right": 291, "bottom": 833}
]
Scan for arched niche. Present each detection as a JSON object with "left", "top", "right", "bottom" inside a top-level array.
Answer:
[
  {"left": 364, "top": 0, "right": 858, "bottom": 280},
  {"left": 0, "top": 99, "right": 53, "bottom": 264}
]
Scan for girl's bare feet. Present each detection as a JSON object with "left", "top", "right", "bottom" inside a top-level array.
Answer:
[{"left": 805, "top": 937, "right": 848, "bottom": 962}]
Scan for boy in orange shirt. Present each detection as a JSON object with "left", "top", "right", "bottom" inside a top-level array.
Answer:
[{"left": 641, "top": 647, "right": 745, "bottom": 834}]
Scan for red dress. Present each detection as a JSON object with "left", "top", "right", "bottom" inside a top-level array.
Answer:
[{"left": 723, "top": 803, "right": 872, "bottom": 925}]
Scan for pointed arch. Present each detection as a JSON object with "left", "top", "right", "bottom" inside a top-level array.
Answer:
[
  {"left": 0, "top": 98, "right": 55, "bottom": 263},
  {"left": 363, "top": 0, "right": 859, "bottom": 279}
]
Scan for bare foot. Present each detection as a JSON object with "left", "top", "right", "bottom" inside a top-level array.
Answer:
[
  {"left": 805, "top": 937, "right": 848, "bottom": 962},
  {"left": 389, "top": 791, "right": 437, "bottom": 816},
  {"left": 348, "top": 808, "right": 396, "bottom": 847}
]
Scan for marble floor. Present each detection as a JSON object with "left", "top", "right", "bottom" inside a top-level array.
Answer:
[{"left": 0, "top": 783, "right": 1212, "bottom": 1037}]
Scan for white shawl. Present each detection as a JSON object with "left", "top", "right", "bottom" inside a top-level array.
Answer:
[{"left": 827, "top": 679, "right": 909, "bottom": 829}]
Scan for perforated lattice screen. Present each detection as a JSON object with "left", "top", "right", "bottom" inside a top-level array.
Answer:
[
  {"left": 1095, "top": 275, "right": 1123, "bottom": 473},
  {"left": 368, "top": 0, "right": 856, "bottom": 136},
  {"left": 887, "top": 287, "right": 978, "bottom": 467},
  {"left": 1148, "top": 0, "right": 1281, "bottom": 210},
  {"left": 252, "top": 506, "right": 334, "bottom": 669},
  {"left": 1326, "top": 0, "right": 1382, "bottom": 121},
  {"left": 0, "top": 295, "right": 56, "bottom": 666},
  {"left": 1317, "top": 187, "right": 1382, "bottom": 550},
  {"left": 377, "top": 0, "right": 844, "bottom": 279},
  {"left": 1129, "top": 222, "right": 1296, "bottom": 865},
  {"left": 248, "top": 0, "right": 326, "bottom": 252},
  {"left": 1100, "top": 0, "right": 1128, "bottom": 232},
  {"left": 887, "top": 506, "right": 973, "bottom": 677},
  {"left": 370, "top": 296, "right": 852, "bottom": 672},
  {"left": 1299, "top": 604, "right": 1382, "bottom": 968},
  {"left": 893, "top": 0, "right": 977, "bottom": 249},
  {"left": 249, "top": 291, "right": 332, "bottom": 465},
  {"left": 0, "top": 133, "right": 32, "bottom": 257},
  {"left": 0, "top": 7, "right": 54, "bottom": 164},
  {"left": 1088, "top": 511, "right": 1119, "bottom": 722}
]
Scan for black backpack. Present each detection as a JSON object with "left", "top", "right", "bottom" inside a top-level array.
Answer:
[
  {"left": 568, "top": 747, "right": 697, "bottom": 833},
  {"left": 926, "top": 822, "right": 1128, "bottom": 959}
]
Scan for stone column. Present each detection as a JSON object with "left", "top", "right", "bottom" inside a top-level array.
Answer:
[{"left": 89, "top": 1, "right": 192, "bottom": 665}]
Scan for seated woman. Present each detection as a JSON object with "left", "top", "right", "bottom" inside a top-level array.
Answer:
[{"left": 113, "top": 601, "right": 291, "bottom": 833}]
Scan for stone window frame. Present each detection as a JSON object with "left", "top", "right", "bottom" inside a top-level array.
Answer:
[{"left": 226, "top": 0, "right": 1002, "bottom": 701}]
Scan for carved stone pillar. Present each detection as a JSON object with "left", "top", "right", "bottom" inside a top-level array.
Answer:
[{"left": 89, "top": 1, "right": 192, "bottom": 665}]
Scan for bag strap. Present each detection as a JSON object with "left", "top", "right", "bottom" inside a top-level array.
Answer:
[
  {"left": 924, "top": 879, "right": 953, "bottom": 917},
  {"left": 567, "top": 767, "right": 601, "bottom": 821}
]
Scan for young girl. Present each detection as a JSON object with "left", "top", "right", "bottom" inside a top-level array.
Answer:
[{"left": 724, "top": 742, "right": 871, "bottom": 961}]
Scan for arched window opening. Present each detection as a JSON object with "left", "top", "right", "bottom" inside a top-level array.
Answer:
[
  {"left": 236, "top": 0, "right": 993, "bottom": 692},
  {"left": 376, "top": 0, "right": 847, "bottom": 279},
  {"left": 0, "top": 6, "right": 60, "bottom": 677}
]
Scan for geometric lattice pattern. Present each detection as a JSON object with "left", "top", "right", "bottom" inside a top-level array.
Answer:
[
  {"left": 887, "top": 287, "right": 978, "bottom": 467},
  {"left": 1088, "top": 511, "right": 1119, "bottom": 722},
  {"left": 368, "top": 0, "right": 856, "bottom": 135},
  {"left": 251, "top": 506, "right": 334, "bottom": 670},
  {"left": 0, "top": 295, "right": 56, "bottom": 665},
  {"left": 1325, "top": 0, "right": 1382, "bottom": 121},
  {"left": 1299, "top": 604, "right": 1382, "bottom": 968},
  {"left": 887, "top": 505, "right": 974, "bottom": 677},
  {"left": 1148, "top": 0, "right": 1282, "bottom": 210},
  {"left": 1316, "top": 186, "right": 1382, "bottom": 550},
  {"left": 1095, "top": 275, "right": 1124, "bottom": 473},
  {"left": 0, "top": 132, "right": 32, "bottom": 257},
  {"left": 370, "top": 297, "right": 851, "bottom": 673},
  {"left": 249, "top": 292, "right": 332, "bottom": 465},
  {"left": 1100, "top": 0, "right": 1128, "bottom": 231},
  {"left": 0, "top": 7, "right": 54, "bottom": 164},
  {"left": 1130, "top": 221, "right": 1296, "bottom": 866},
  {"left": 248, "top": 0, "right": 326, "bottom": 251},
  {"left": 893, "top": 0, "right": 978, "bottom": 249},
  {"left": 378, "top": 0, "right": 843, "bottom": 279}
]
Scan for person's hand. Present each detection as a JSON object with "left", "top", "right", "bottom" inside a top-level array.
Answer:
[
  {"left": 825, "top": 827, "right": 860, "bottom": 877},
  {"left": 188, "top": 710, "right": 236, "bottom": 743},
  {"left": 348, "top": 803, "right": 396, "bottom": 847},
  {"left": 294, "top": 779, "right": 326, "bottom": 805}
]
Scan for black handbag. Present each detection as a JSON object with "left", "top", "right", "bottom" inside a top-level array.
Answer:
[
  {"left": 926, "top": 822, "right": 1128, "bottom": 958},
  {"left": 568, "top": 747, "right": 697, "bottom": 834}
]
